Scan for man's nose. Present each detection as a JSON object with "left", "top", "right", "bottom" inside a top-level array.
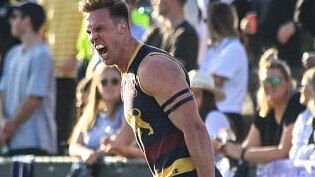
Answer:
[{"left": 89, "top": 32, "right": 99, "bottom": 44}]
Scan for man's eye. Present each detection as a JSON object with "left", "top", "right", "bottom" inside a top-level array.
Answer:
[{"left": 95, "top": 27, "right": 104, "bottom": 32}]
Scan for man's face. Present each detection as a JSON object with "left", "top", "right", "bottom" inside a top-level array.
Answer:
[
  {"left": 9, "top": 10, "right": 27, "bottom": 38},
  {"left": 86, "top": 8, "right": 121, "bottom": 66}
]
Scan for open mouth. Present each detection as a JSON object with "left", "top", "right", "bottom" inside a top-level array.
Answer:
[{"left": 95, "top": 44, "right": 109, "bottom": 59}]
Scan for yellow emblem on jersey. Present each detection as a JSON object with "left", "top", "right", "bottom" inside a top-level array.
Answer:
[{"left": 126, "top": 108, "right": 154, "bottom": 136}]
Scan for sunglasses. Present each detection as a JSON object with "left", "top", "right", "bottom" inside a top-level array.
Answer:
[
  {"left": 262, "top": 76, "right": 282, "bottom": 87},
  {"left": 101, "top": 77, "right": 120, "bottom": 86}
]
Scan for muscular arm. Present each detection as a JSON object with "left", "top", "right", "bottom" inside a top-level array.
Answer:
[
  {"left": 139, "top": 56, "right": 215, "bottom": 177},
  {"left": 170, "top": 103, "right": 215, "bottom": 177}
]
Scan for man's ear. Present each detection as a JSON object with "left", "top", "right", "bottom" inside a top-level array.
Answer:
[
  {"left": 118, "top": 20, "right": 129, "bottom": 34},
  {"left": 24, "top": 16, "right": 33, "bottom": 29}
]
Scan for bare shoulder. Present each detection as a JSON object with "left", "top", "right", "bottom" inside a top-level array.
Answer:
[
  {"left": 137, "top": 54, "right": 189, "bottom": 104},
  {"left": 140, "top": 54, "right": 185, "bottom": 78}
]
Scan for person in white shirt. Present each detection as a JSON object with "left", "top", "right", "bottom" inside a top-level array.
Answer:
[
  {"left": 289, "top": 67, "right": 315, "bottom": 176},
  {"left": 189, "top": 70, "right": 235, "bottom": 177},
  {"left": 199, "top": 2, "right": 248, "bottom": 142}
]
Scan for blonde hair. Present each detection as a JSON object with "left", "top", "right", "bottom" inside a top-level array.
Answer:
[
  {"left": 257, "top": 48, "right": 279, "bottom": 80},
  {"left": 303, "top": 67, "right": 315, "bottom": 93},
  {"left": 69, "top": 64, "right": 121, "bottom": 144},
  {"left": 257, "top": 60, "right": 293, "bottom": 117}
]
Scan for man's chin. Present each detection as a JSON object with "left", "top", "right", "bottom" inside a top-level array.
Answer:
[{"left": 102, "top": 59, "right": 114, "bottom": 66}]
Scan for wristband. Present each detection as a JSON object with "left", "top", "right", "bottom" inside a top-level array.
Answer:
[{"left": 240, "top": 147, "right": 247, "bottom": 161}]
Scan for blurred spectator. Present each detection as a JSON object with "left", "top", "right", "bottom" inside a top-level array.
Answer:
[
  {"left": 188, "top": 70, "right": 230, "bottom": 139},
  {"left": 130, "top": 0, "right": 151, "bottom": 29},
  {"left": 101, "top": 120, "right": 144, "bottom": 158},
  {"left": 231, "top": 0, "right": 252, "bottom": 24},
  {"left": 0, "top": 2, "right": 20, "bottom": 78},
  {"left": 67, "top": 77, "right": 92, "bottom": 155},
  {"left": 76, "top": 19, "right": 94, "bottom": 81},
  {"left": 252, "top": 47, "right": 279, "bottom": 108},
  {"left": 302, "top": 52, "right": 315, "bottom": 70},
  {"left": 183, "top": 0, "right": 200, "bottom": 31},
  {"left": 141, "top": 15, "right": 167, "bottom": 49},
  {"left": 241, "top": 0, "right": 302, "bottom": 82},
  {"left": 143, "top": 0, "right": 199, "bottom": 72},
  {"left": 75, "top": 76, "right": 92, "bottom": 122},
  {"left": 184, "top": 0, "right": 209, "bottom": 69},
  {"left": 188, "top": 70, "right": 235, "bottom": 177},
  {"left": 69, "top": 64, "right": 123, "bottom": 165},
  {"left": 293, "top": 0, "right": 315, "bottom": 52},
  {"left": 199, "top": 2, "right": 248, "bottom": 142},
  {"left": 257, "top": 48, "right": 279, "bottom": 82},
  {"left": 243, "top": 0, "right": 314, "bottom": 107},
  {"left": 220, "top": 60, "right": 305, "bottom": 176},
  {"left": 126, "top": 0, "right": 146, "bottom": 41},
  {"left": 40, "top": 0, "right": 82, "bottom": 155},
  {"left": 289, "top": 67, "right": 315, "bottom": 176},
  {"left": 0, "top": 2, "right": 57, "bottom": 155}
]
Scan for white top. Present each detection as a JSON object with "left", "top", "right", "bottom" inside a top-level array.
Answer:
[
  {"left": 290, "top": 109, "right": 315, "bottom": 161},
  {"left": 84, "top": 106, "right": 124, "bottom": 150},
  {"left": 205, "top": 110, "right": 231, "bottom": 139},
  {"left": 288, "top": 108, "right": 315, "bottom": 176},
  {"left": 199, "top": 37, "right": 248, "bottom": 113}
]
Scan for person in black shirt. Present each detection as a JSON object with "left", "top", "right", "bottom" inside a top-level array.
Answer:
[
  {"left": 220, "top": 60, "right": 305, "bottom": 176},
  {"left": 143, "top": 0, "right": 199, "bottom": 72}
]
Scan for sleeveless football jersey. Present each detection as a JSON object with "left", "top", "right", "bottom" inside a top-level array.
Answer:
[{"left": 122, "top": 43, "right": 197, "bottom": 177}]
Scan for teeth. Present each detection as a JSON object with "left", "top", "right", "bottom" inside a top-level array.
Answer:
[{"left": 95, "top": 44, "right": 105, "bottom": 49}]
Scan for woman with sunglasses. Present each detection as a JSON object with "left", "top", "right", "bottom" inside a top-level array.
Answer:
[
  {"left": 68, "top": 64, "right": 123, "bottom": 165},
  {"left": 219, "top": 60, "right": 306, "bottom": 176}
]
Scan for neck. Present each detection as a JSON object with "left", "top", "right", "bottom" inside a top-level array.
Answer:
[
  {"left": 105, "top": 101, "right": 118, "bottom": 113},
  {"left": 212, "top": 33, "right": 225, "bottom": 44},
  {"left": 272, "top": 96, "right": 289, "bottom": 123},
  {"left": 21, "top": 30, "right": 42, "bottom": 50},
  {"left": 116, "top": 37, "right": 139, "bottom": 73}
]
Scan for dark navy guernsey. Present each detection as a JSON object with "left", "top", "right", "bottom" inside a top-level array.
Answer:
[{"left": 122, "top": 44, "right": 222, "bottom": 177}]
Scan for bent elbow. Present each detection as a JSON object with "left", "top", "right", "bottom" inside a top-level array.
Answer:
[{"left": 277, "top": 145, "right": 291, "bottom": 158}]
